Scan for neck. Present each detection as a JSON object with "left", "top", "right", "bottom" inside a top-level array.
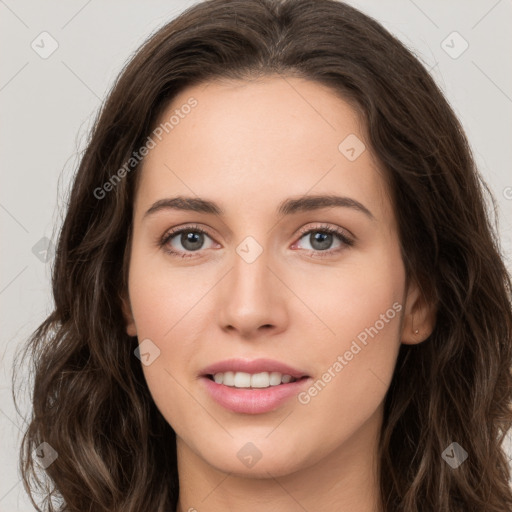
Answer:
[{"left": 175, "top": 405, "right": 383, "bottom": 512}]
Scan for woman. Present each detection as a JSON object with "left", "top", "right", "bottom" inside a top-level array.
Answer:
[{"left": 14, "top": 0, "right": 512, "bottom": 510}]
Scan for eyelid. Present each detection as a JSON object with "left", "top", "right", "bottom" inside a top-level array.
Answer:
[
  {"left": 159, "top": 223, "right": 210, "bottom": 243},
  {"left": 295, "top": 223, "right": 354, "bottom": 243}
]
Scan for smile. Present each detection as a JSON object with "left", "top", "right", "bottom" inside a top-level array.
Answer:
[{"left": 207, "top": 371, "right": 302, "bottom": 388}]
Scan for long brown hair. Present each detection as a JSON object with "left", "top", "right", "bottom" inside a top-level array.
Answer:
[{"left": 13, "top": 0, "right": 512, "bottom": 510}]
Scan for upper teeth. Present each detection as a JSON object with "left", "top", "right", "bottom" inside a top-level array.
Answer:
[{"left": 212, "top": 371, "right": 296, "bottom": 388}]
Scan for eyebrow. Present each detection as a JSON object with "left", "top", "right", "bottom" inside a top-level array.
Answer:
[{"left": 143, "top": 194, "right": 375, "bottom": 220}]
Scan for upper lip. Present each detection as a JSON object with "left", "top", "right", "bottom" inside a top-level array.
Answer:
[{"left": 200, "top": 358, "right": 309, "bottom": 379}]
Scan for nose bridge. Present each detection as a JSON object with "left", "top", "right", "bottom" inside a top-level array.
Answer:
[
  {"left": 230, "top": 236, "right": 273, "bottom": 305},
  {"left": 217, "top": 233, "right": 287, "bottom": 335}
]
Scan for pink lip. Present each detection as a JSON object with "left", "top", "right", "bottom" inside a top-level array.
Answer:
[
  {"left": 200, "top": 376, "right": 311, "bottom": 414},
  {"left": 200, "top": 358, "right": 309, "bottom": 380},
  {"left": 199, "top": 358, "right": 311, "bottom": 414}
]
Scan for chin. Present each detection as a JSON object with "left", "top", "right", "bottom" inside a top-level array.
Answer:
[{"left": 194, "top": 436, "right": 313, "bottom": 477}]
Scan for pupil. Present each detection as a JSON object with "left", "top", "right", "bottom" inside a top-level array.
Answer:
[
  {"left": 311, "top": 232, "right": 332, "bottom": 250},
  {"left": 182, "top": 232, "right": 203, "bottom": 251}
]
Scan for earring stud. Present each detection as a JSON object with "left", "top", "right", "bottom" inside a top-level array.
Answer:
[{"left": 414, "top": 329, "right": 419, "bottom": 334}]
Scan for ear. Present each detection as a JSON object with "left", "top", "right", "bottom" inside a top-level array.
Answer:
[
  {"left": 121, "top": 293, "right": 138, "bottom": 337},
  {"left": 401, "top": 278, "right": 436, "bottom": 345}
]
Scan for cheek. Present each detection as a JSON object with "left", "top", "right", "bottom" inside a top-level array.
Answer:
[
  {"left": 127, "top": 241, "right": 210, "bottom": 340},
  {"left": 127, "top": 248, "right": 218, "bottom": 424},
  {"left": 128, "top": 278, "right": 205, "bottom": 435},
  {"left": 292, "top": 250, "right": 404, "bottom": 346},
  {"left": 291, "top": 253, "right": 404, "bottom": 438}
]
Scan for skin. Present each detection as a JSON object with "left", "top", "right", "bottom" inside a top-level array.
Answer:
[{"left": 122, "top": 75, "right": 435, "bottom": 512}]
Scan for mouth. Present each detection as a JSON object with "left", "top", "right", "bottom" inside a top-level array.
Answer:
[{"left": 199, "top": 359, "right": 312, "bottom": 414}]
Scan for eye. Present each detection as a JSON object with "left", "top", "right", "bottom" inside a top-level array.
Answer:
[
  {"left": 159, "top": 224, "right": 217, "bottom": 258},
  {"left": 158, "top": 223, "right": 354, "bottom": 259},
  {"left": 292, "top": 224, "right": 354, "bottom": 258}
]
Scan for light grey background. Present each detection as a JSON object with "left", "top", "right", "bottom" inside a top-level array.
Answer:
[{"left": 1, "top": 0, "right": 511, "bottom": 510}]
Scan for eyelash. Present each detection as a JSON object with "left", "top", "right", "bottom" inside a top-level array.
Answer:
[{"left": 158, "top": 223, "right": 354, "bottom": 259}]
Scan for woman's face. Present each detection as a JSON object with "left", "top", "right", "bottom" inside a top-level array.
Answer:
[{"left": 124, "top": 76, "right": 428, "bottom": 477}]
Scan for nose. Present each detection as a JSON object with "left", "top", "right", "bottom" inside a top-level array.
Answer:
[{"left": 216, "top": 247, "right": 289, "bottom": 340}]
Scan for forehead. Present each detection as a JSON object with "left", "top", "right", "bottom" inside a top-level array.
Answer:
[{"left": 135, "top": 76, "right": 392, "bottom": 224}]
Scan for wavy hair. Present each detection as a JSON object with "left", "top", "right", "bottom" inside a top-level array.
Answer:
[{"left": 13, "top": 0, "right": 512, "bottom": 510}]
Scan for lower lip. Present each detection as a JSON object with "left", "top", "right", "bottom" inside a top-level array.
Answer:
[{"left": 200, "top": 376, "right": 311, "bottom": 414}]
